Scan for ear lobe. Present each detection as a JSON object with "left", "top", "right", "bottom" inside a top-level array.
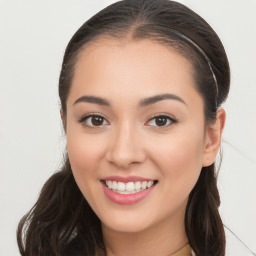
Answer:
[{"left": 202, "top": 108, "right": 226, "bottom": 167}]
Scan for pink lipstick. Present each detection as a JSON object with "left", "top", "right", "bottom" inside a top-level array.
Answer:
[{"left": 101, "top": 176, "right": 157, "bottom": 205}]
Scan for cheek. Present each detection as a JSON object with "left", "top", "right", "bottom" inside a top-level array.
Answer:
[
  {"left": 66, "top": 129, "right": 106, "bottom": 186},
  {"left": 149, "top": 127, "right": 205, "bottom": 195}
]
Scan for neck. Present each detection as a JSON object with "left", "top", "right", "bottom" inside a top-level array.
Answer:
[{"left": 102, "top": 211, "right": 188, "bottom": 256}]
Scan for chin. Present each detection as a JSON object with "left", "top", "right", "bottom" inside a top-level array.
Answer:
[
  {"left": 100, "top": 210, "right": 155, "bottom": 234},
  {"left": 102, "top": 220, "right": 151, "bottom": 234}
]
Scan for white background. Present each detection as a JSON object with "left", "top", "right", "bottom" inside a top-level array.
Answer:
[{"left": 0, "top": 1, "right": 255, "bottom": 255}]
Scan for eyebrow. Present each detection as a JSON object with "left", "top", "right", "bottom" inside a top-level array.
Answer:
[
  {"left": 73, "top": 93, "right": 186, "bottom": 107},
  {"left": 73, "top": 95, "right": 110, "bottom": 106},
  {"left": 139, "top": 93, "right": 186, "bottom": 107}
]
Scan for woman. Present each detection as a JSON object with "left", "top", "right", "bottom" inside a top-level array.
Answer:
[{"left": 17, "top": 0, "right": 230, "bottom": 255}]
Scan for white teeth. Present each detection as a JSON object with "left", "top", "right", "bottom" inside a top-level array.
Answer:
[
  {"left": 106, "top": 180, "right": 112, "bottom": 189},
  {"left": 141, "top": 181, "right": 147, "bottom": 189},
  {"left": 147, "top": 181, "right": 154, "bottom": 188},
  {"left": 117, "top": 182, "right": 126, "bottom": 191},
  {"left": 134, "top": 181, "right": 141, "bottom": 191},
  {"left": 126, "top": 182, "right": 135, "bottom": 192},
  {"left": 112, "top": 181, "right": 118, "bottom": 190},
  {"left": 105, "top": 180, "right": 156, "bottom": 194}
]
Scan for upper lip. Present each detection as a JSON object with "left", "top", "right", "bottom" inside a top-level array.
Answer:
[{"left": 100, "top": 176, "right": 155, "bottom": 182}]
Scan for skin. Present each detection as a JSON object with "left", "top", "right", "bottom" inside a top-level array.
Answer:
[{"left": 64, "top": 38, "right": 225, "bottom": 256}]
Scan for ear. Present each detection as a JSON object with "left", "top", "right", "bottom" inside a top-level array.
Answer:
[
  {"left": 60, "top": 109, "right": 66, "bottom": 133},
  {"left": 202, "top": 108, "right": 226, "bottom": 167}
]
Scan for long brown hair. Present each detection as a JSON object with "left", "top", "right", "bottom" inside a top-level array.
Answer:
[{"left": 17, "top": 1, "right": 230, "bottom": 255}]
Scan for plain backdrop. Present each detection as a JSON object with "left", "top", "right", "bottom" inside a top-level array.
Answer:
[{"left": 0, "top": 0, "right": 255, "bottom": 255}]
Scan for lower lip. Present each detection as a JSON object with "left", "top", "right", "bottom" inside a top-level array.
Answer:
[{"left": 102, "top": 182, "right": 156, "bottom": 205}]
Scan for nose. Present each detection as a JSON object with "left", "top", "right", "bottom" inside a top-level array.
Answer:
[{"left": 105, "top": 122, "right": 146, "bottom": 169}]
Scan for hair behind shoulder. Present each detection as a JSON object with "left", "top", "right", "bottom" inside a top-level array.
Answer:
[{"left": 17, "top": 157, "right": 104, "bottom": 255}]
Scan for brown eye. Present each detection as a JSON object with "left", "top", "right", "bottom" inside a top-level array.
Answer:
[
  {"left": 91, "top": 116, "right": 104, "bottom": 126},
  {"left": 155, "top": 116, "right": 168, "bottom": 126},
  {"left": 146, "top": 115, "right": 176, "bottom": 127},
  {"left": 80, "top": 115, "right": 109, "bottom": 127}
]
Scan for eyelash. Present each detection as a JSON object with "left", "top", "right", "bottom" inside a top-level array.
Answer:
[
  {"left": 146, "top": 114, "right": 177, "bottom": 127},
  {"left": 79, "top": 114, "right": 177, "bottom": 128},
  {"left": 79, "top": 114, "right": 109, "bottom": 128}
]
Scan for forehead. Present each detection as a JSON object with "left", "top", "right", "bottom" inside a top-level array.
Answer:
[
  {"left": 68, "top": 37, "right": 201, "bottom": 108},
  {"left": 74, "top": 37, "right": 193, "bottom": 78}
]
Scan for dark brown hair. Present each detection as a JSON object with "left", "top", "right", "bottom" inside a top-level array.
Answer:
[{"left": 17, "top": 0, "right": 230, "bottom": 255}]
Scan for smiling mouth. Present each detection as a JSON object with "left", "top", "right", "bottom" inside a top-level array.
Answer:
[{"left": 102, "top": 180, "right": 158, "bottom": 194}]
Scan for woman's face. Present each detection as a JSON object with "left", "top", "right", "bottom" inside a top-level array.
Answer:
[{"left": 65, "top": 38, "right": 212, "bottom": 233}]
